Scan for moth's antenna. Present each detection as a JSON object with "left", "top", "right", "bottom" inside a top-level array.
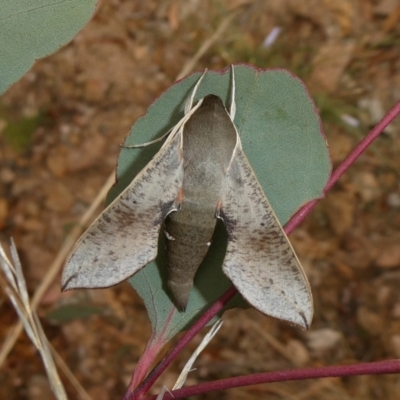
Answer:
[
  {"left": 125, "top": 70, "right": 209, "bottom": 150},
  {"left": 184, "top": 68, "right": 208, "bottom": 114},
  {"left": 227, "top": 65, "right": 241, "bottom": 167},
  {"left": 229, "top": 65, "right": 236, "bottom": 121},
  {"left": 121, "top": 128, "right": 172, "bottom": 149}
]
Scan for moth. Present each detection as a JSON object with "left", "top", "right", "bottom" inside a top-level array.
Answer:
[{"left": 62, "top": 67, "right": 313, "bottom": 329}]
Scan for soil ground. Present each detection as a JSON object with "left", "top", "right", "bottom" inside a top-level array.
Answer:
[{"left": 1, "top": 1, "right": 400, "bottom": 399}]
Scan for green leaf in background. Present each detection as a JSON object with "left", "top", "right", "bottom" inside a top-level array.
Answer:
[
  {"left": 47, "top": 304, "right": 104, "bottom": 324},
  {"left": 0, "top": 0, "right": 98, "bottom": 94},
  {"left": 107, "top": 64, "right": 331, "bottom": 343}
]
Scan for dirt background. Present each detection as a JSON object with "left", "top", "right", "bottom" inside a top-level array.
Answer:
[{"left": 1, "top": 0, "right": 400, "bottom": 399}]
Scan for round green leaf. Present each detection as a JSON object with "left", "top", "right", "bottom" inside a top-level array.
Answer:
[
  {"left": 107, "top": 64, "right": 331, "bottom": 341},
  {"left": 0, "top": 0, "right": 98, "bottom": 94}
]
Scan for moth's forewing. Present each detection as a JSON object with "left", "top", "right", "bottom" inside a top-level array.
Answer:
[
  {"left": 218, "top": 147, "right": 313, "bottom": 329},
  {"left": 61, "top": 133, "right": 184, "bottom": 291}
]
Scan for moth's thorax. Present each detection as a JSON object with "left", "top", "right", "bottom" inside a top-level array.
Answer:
[{"left": 181, "top": 94, "right": 237, "bottom": 206}]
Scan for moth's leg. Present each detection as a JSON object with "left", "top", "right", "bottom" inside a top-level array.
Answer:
[
  {"left": 121, "top": 128, "right": 173, "bottom": 149},
  {"left": 184, "top": 69, "right": 208, "bottom": 114},
  {"left": 229, "top": 65, "right": 236, "bottom": 121}
]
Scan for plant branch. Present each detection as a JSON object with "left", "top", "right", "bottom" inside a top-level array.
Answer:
[
  {"left": 285, "top": 98, "right": 400, "bottom": 234},
  {"left": 147, "top": 359, "right": 400, "bottom": 399},
  {"left": 128, "top": 286, "right": 238, "bottom": 399}
]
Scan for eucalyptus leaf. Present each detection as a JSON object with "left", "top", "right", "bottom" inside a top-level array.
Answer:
[
  {"left": 107, "top": 64, "right": 330, "bottom": 341},
  {"left": 0, "top": 0, "right": 97, "bottom": 94}
]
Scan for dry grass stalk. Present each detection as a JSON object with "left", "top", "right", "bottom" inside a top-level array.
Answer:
[
  {"left": 172, "top": 320, "right": 223, "bottom": 390},
  {"left": 0, "top": 240, "right": 68, "bottom": 400}
]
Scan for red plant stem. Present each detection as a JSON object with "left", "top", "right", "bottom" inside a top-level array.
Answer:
[
  {"left": 285, "top": 98, "right": 400, "bottom": 235},
  {"left": 128, "top": 98, "right": 400, "bottom": 399},
  {"left": 129, "top": 286, "right": 238, "bottom": 399},
  {"left": 147, "top": 359, "right": 400, "bottom": 399}
]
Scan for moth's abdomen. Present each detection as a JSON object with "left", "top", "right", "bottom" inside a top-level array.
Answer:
[{"left": 165, "top": 209, "right": 216, "bottom": 310}]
